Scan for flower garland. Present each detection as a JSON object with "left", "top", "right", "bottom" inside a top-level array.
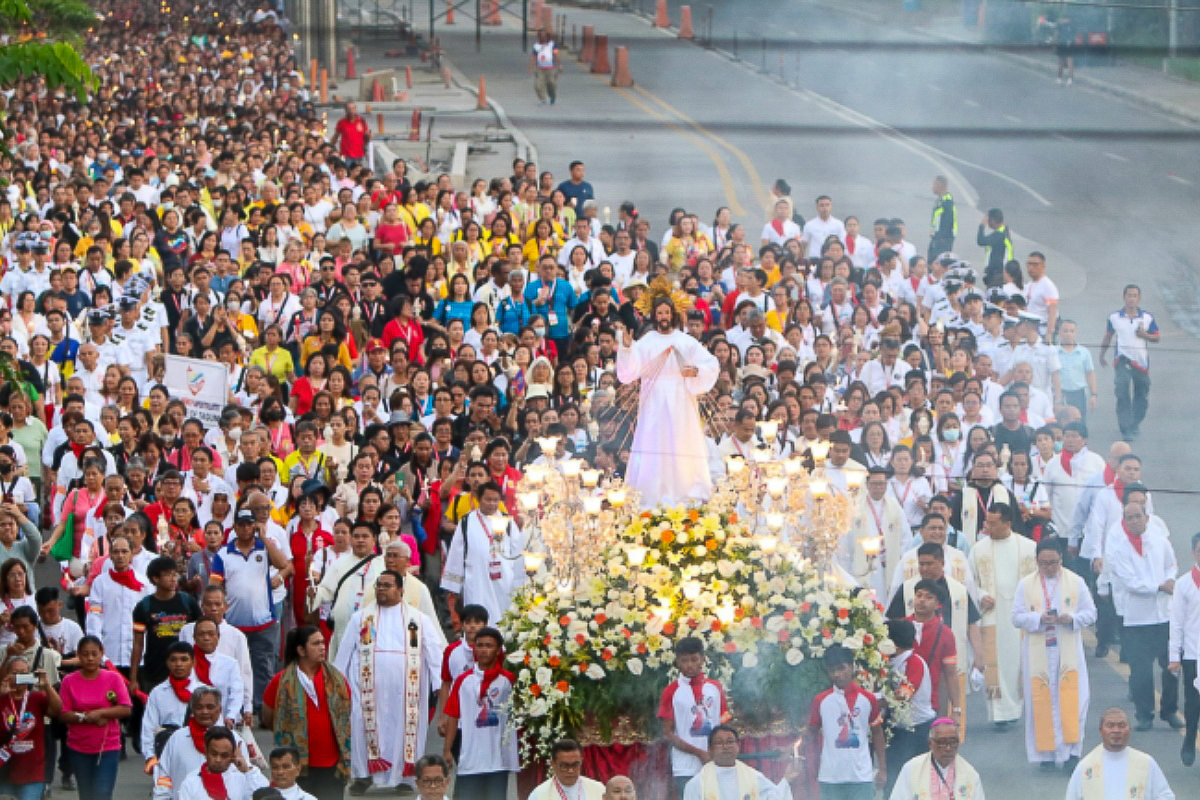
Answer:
[{"left": 501, "top": 506, "right": 908, "bottom": 763}]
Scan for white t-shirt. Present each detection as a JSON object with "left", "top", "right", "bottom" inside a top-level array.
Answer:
[
  {"left": 803, "top": 215, "right": 847, "bottom": 259},
  {"left": 533, "top": 41, "right": 557, "bottom": 69},
  {"left": 760, "top": 219, "right": 801, "bottom": 247},
  {"left": 1024, "top": 275, "right": 1060, "bottom": 325},
  {"left": 660, "top": 676, "right": 728, "bottom": 777},
  {"left": 446, "top": 666, "right": 519, "bottom": 775}
]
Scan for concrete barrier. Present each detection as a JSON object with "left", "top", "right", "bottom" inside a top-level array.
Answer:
[
  {"left": 591, "top": 35, "right": 611, "bottom": 74},
  {"left": 581, "top": 25, "right": 595, "bottom": 62},
  {"left": 611, "top": 45, "right": 633, "bottom": 87}
]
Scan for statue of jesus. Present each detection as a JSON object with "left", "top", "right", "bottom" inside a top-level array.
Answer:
[{"left": 615, "top": 288, "right": 719, "bottom": 507}]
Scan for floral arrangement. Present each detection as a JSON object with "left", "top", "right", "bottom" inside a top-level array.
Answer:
[{"left": 500, "top": 506, "right": 906, "bottom": 763}]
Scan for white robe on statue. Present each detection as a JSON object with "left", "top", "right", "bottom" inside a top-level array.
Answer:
[
  {"left": 1012, "top": 569, "right": 1096, "bottom": 764},
  {"left": 616, "top": 327, "right": 719, "bottom": 507},
  {"left": 334, "top": 603, "right": 445, "bottom": 789},
  {"left": 968, "top": 534, "right": 1036, "bottom": 723}
]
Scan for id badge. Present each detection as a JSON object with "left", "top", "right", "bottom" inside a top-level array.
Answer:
[
  {"left": 547, "top": 312, "right": 559, "bottom": 326},
  {"left": 489, "top": 559, "right": 503, "bottom": 580}
]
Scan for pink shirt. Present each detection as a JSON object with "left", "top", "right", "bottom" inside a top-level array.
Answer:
[{"left": 60, "top": 669, "right": 130, "bottom": 753}]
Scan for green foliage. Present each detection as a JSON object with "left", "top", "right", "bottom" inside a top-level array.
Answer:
[{"left": 0, "top": 0, "right": 96, "bottom": 102}]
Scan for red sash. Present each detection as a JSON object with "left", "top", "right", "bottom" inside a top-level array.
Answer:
[
  {"left": 195, "top": 650, "right": 213, "bottom": 686},
  {"left": 199, "top": 764, "right": 229, "bottom": 800},
  {"left": 108, "top": 569, "right": 143, "bottom": 592}
]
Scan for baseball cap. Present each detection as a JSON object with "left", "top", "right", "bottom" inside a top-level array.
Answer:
[
  {"left": 235, "top": 509, "right": 255, "bottom": 524},
  {"left": 366, "top": 339, "right": 386, "bottom": 352}
]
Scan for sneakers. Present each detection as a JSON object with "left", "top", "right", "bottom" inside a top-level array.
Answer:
[
  {"left": 1183, "top": 739, "right": 1196, "bottom": 767},
  {"left": 1135, "top": 718, "right": 1153, "bottom": 732},
  {"left": 1162, "top": 712, "right": 1185, "bottom": 730},
  {"left": 60, "top": 775, "right": 75, "bottom": 791}
]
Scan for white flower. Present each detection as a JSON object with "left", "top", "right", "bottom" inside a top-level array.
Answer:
[
  {"left": 626, "top": 658, "right": 643, "bottom": 676},
  {"left": 742, "top": 652, "right": 758, "bottom": 669},
  {"left": 529, "top": 697, "right": 550, "bottom": 717},
  {"left": 507, "top": 650, "right": 525, "bottom": 664},
  {"left": 878, "top": 639, "right": 897, "bottom": 656},
  {"left": 536, "top": 666, "right": 553, "bottom": 687},
  {"left": 716, "top": 560, "right": 736, "bottom": 578},
  {"left": 585, "top": 663, "right": 606, "bottom": 680},
  {"left": 785, "top": 648, "right": 805, "bottom": 665},
  {"left": 527, "top": 607, "right": 547, "bottom": 624},
  {"left": 842, "top": 634, "right": 863, "bottom": 650}
]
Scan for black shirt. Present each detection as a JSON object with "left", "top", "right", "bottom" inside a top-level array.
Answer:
[
  {"left": 991, "top": 423, "right": 1035, "bottom": 464},
  {"left": 131, "top": 591, "right": 202, "bottom": 687},
  {"left": 887, "top": 575, "right": 981, "bottom": 628}
]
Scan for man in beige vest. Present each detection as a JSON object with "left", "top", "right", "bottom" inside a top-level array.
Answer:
[{"left": 1065, "top": 708, "right": 1174, "bottom": 799}]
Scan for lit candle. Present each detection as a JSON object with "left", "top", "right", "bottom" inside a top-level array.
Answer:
[
  {"left": 517, "top": 491, "right": 541, "bottom": 511},
  {"left": 582, "top": 495, "right": 603, "bottom": 514},
  {"left": 766, "top": 511, "right": 785, "bottom": 531},
  {"left": 766, "top": 476, "right": 788, "bottom": 498},
  {"left": 607, "top": 488, "right": 628, "bottom": 507},
  {"left": 716, "top": 604, "right": 735, "bottom": 625},
  {"left": 861, "top": 536, "right": 883, "bottom": 558},
  {"left": 725, "top": 456, "right": 746, "bottom": 475},
  {"left": 783, "top": 457, "right": 803, "bottom": 476},
  {"left": 626, "top": 545, "right": 648, "bottom": 566},
  {"left": 810, "top": 440, "right": 831, "bottom": 463},
  {"left": 523, "top": 552, "right": 546, "bottom": 574},
  {"left": 580, "top": 468, "right": 602, "bottom": 488},
  {"left": 757, "top": 420, "right": 779, "bottom": 442},
  {"left": 561, "top": 459, "right": 583, "bottom": 478},
  {"left": 759, "top": 535, "right": 779, "bottom": 554},
  {"left": 809, "top": 478, "right": 829, "bottom": 498}
]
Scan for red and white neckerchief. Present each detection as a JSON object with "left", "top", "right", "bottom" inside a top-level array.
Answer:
[
  {"left": 891, "top": 478, "right": 913, "bottom": 507},
  {"left": 866, "top": 497, "right": 885, "bottom": 537}
]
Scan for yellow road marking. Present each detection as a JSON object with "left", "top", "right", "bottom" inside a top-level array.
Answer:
[{"left": 632, "top": 84, "right": 771, "bottom": 216}]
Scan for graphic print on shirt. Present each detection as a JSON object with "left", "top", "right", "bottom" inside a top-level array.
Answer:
[
  {"left": 834, "top": 705, "right": 861, "bottom": 749},
  {"left": 475, "top": 687, "right": 501, "bottom": 728},
  {"left": 689, "top": 694, "right": 717, "bottom": 737}
]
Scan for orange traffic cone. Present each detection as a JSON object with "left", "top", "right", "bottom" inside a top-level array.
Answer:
[
  {"left": 346, "top": 45, "right": 357, "bottom": 78},
  {"left": 679, "top": 6, "right": 694, "bottom": 38},
  {"left": 611, "top": 45, "right": 633, "bottom": 87},
  {"left": 580, "top": 25, "right": 595, "bottom": 62},
  {"left": 591, "top": 35, "right": 611, "bottom": 74},
  {"left": 477, "top": 75, "right": 488, "bottom": 109},
  {"left": 405, "top": 66, "right": 413, "bottom": 88},
  {"left": 446, "top": 0, "right": 455, "bottom": 25},
  {"left": 654, "top": 0, "right": 668, "bottom": 27}
]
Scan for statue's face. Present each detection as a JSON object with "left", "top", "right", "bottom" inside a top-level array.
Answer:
[{"left": 654, "top": 304, "right": 673, "bottom": 331}]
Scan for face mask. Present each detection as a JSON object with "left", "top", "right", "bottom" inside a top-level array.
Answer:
[
  {"left": 533, "top": 326, "right": 546, "bottom": 338},
  {"left": 0, "top": 463, "right": 11, "bottom": 476},
  {"left": 1053, "top": 441, "right": 1063, "bottom": 452},
  {"left": 942, "top": 428, "right": 960, "bottom": 442},
  {"left": 227, "top": 426, "right": 243, "bottom": 441},
  {"left": 227, "top": 301, "right": 240, "bottom": 312},
  {"left": 161, "top": 201, "right": 175, "bottom": 211}
]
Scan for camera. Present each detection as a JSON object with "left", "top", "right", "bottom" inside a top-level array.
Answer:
[{"left": 14, "top": 674, "right": 35, "bottom": 687}]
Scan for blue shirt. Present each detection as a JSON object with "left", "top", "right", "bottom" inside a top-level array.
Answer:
[
  {"left": 495, "top": 294, "right": 531, "bottom": 335},
  {"left": 556, "top": 179, "right": 594, "bottom": 210},
  {"left": 211, "top": 538, "right": 275, "bottom": 630},
  {"left": 525, "top": 278, "right": 577, "bottom": 340},
  {"left": 1055, "top": 344, "right": 1094, "bottom": 392},
  {"left": 435, "top": 298, "right": 474, "bottom": 328}
]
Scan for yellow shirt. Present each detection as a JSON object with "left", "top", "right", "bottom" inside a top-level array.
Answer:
[
  {"left": 299, "top": 337, "right": 353, "bottom": 371},
  {"left": 248, "top": 345, "right": 294, "bottom": 382},
  {"left": 282, "top": 449, "right": 331, "bottom": 484},
  {"left": 522, "top": 237, "right": 561, "bottom": 268}
]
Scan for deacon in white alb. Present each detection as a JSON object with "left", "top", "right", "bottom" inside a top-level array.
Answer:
[{"left": 684, "top": 725, "right": 799, "bottom": 800}]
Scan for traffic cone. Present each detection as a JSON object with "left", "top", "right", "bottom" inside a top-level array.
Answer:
[
  {"left": 446, "top": 0, "right": 455, "bottom": 25},
  {"left": 477, "top": 75, "right": 488, "bottom": 109},
  {"left": 541, "top": 5, "right": 553, "bottom": 32},
  {"left": 654, "top": 0, "right": 668, "bottom": 27},
  {"left": 409, "top": 109, "right": 421, "bottom": 140},
  {"left": 405, "top": 66, "right": 413, "bottom": 88},
  {"left": 485, "top": 0, "right": 500, "bottom": 25},
  {"left": 580, "top": 25, "right": 595, "bottom": 62},
  {"left": 611, "top": 45, "right": 633, "bottom": 87},
  {"left": 346, "top": 45, "right": 357, "bottom": 78},
  {"left": 679, "top": 5, "right": 693, "bottom": 38},
  {"left": 591, "top": 35, "right": 611, "bottom": 74},
  {"left": 377, "top": 113, "right": 385, "bottom": 134},
  {"left": 373, "top": 77, "right": 385, "bottom": 102},
  {"left": 442, "top": 67, "right": 452, "bottom": 87}
]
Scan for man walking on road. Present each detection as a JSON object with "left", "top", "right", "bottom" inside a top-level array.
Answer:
[
  {"left": 531, "top": 28, "right": 560, "bottom": 105},
  {"left": 330, "top": 102, "right": 370, "bottom": 167},
  {"left": 1099, "top": 284, "right": 1159, "bottom": 442}
]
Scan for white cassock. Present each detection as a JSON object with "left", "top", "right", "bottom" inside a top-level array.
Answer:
[
  {"left": 527, "top": 776, "right": 606, "bottom": 800},
  {"left": 839, "top": 492, "right": 908, "bottom": 598},
  {"left": 311, "top": 552, "right": 385, "bottom": 661},
  {"left": 334, "top": 603, "right": 445, "bottom": 789},
  {"left": 683, "top": 762, "right": 793, "bottom": 800},
  {"left": 441, "top": 513, "right": 526, "bottom": 625},
  {"left": 887, "top": 753, "right": 985, "bottom": 800},
  {"left": 616, "top": 327, "right": 719, "bottom": 507},
  {"left": 968, "top": 534, "right": 1036, "bottom": 723},
  {"left": 177, "top": 766, "right": 268, "bottom": 800},
  {"left": 1065, "top": 746, "right": 1174, "bottom": 800},
  {"left": 1012, "top": 569, "right": 1096, "bottom": 764}
]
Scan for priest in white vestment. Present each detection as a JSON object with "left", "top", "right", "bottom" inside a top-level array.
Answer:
[
  {"left": 615, "top": 289, "right": 719, "bottom": 507},
  {"left": 1065, "top": 709, "right": 1174, "bottom": 800},
  {"left": 889, "top": 513, "right": 979, "bottom": 602},
  {"left": 967, "top": 503, "right": 1036, "bottom": 725},
  {"left": 441, "top": 482, "right": 527, "bottom": 624},
  {"left": 683, "top": 726, "right": 799, "bottom": 800},
  {"left": 839, "top": 467, "right": 909, "bottom": 598},
  {"left": 334, "top": 570, "right": 445, "bottom": 791},
  {"left": 310, "top": 525, "right": 384, "bottom": 661},
  {"left": 527, "top": 741, "right": 607, "bottom": 800},
  {"left": 888, "top": 718, "right": 985, "bottom": 800},
  {"left": 1012, "top": 539, "right": 1096, "bottom": 766}
]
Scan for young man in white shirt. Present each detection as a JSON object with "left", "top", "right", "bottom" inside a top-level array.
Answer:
[
  {"left": 442, "top": 627, "right": 518, "bottom": 797},
  {"left": 761, "top": 199, "right": 801, "bottom": 248},
  {"left": 1099, "top": 284, "right": 1160, "bottom": 441},
  {"left": 802, "top": 195, "right": 846, "bottom": 259},
  {"left": 1023, "top": 251, "right": 1060, "bottom": 336}
]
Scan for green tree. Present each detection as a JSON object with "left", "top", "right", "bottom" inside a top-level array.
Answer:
[{"left": 0, "top": 0, "right": 95, "bottom": 101}]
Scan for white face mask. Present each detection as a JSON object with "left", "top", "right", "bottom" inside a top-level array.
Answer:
[
  {"left": 533, "top": 326, "right": 546, "bottom": 338},
  {"left": 227, "top": 427, "right": 243, "bottom": 441}
]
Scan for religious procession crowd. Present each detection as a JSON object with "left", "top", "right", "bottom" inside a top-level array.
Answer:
[{"left": 0, "top": 0, "right": 1187, "bottom": 796}]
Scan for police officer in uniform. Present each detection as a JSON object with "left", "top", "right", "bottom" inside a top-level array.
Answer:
[{"left": 928, "top": 175, "right": 957, "bottom": 262}]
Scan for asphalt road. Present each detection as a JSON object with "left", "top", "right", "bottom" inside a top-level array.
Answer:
[{"left": 372, "top": 2, "right": 1200, "bottom": 796}]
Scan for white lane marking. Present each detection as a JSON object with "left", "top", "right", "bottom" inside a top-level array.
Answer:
[
  {"left": 963, "top": 98, "right": 980, "bottom": 108},
  {"left": 1168, "top": 174, "right": 1192, "bottom": 185},
  {"left": 929, "top": 84, "right": 943, "bottom": 92},
  {"left": 1104, "top": 152, "right": 1129, "bottom": 162},
  {"left": 1053, "top": 133, "right": 1072, "bottom": 142},
  {"left": 1005, "top": 114, "right": 1022, "bottom": 123}
]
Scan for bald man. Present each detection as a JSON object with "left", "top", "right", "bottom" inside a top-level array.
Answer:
[{"left": 603, "top": 775, "right": 636, "bottom": 800}]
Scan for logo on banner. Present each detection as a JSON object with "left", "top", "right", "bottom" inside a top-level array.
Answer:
[{"left": 186, "top": 367, "right": 206, "bottom": 396}]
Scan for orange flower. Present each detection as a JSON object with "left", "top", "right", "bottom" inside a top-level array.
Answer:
[
  {"left": 710, "top": 620, "right": 722, "bottom": 632},
  {"left": 663, "top": 622, "right": 676, "bottom": 635},
  {"left": 688, "top": 510, "right": 700, "bottom": 522},
  {"left": 729, "top": 512, "right": 739, "bottom": 524},
  {"left": 783, "top": 610, "right": 795, "bottom": 621},
  {"left": 837, "top": 608, "right": 850, "bottom": 620},
  {"left": 547, "top": 655, "right": 561, "bottom": 668},
  {"left": 641, "top": 511, "right": 653, "bottom": 520},
  {"left": 621, "top": 627, "right": 633, "bottom": 638},
  {"left": 750, "top": 616, "right": 763, "bottom": 628},
  {"left": 734, "top": 608, "right": 745, "bottom": 620},
  {"left": 705, "top": 539, "right": 718, "bottom": 551},
  {"left": 594, "top": 612, "right": 608, "bottom": 626},
  {"left": 575, "top": 633, "right": 587, "bottom": 646},
  {"left": 661, "top": 531, "right": 675, "bottom": 545},
  {"left": 636, "top": 642, "right": 648, "bottom": 654},
  {"left": 559, "top": 615, "right": 571, "bottom": 626},
  {"left": 543, "top": 634, "right": 553, "bottom": 646},
  {"left": 601, "top": 648, "right": 615, "bottom": 661},
  {"left": 686, "top": 617, "right": 700, "bottom": 629},
  {"left": 524, "top": 654, "right": 532, "bottom": 665},
  {"left": 530, "top": 684, "right": 543, "bottom": 697},
  {"left": 555, "top": 680, "right": 569, "bottom": 692}
]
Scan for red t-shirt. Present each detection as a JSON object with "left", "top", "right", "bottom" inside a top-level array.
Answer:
[
  {"left": 335, "top": 117, "right": 370, "bottom": 159},
  {"left": 909, "top": 616, "right": 957, "bottom": 704},
  {"left": 0, "top": 691, "right": 48, "bottom": 784},
  {"left": 263, "top": 669, "right": 339, "bottom": 768}
]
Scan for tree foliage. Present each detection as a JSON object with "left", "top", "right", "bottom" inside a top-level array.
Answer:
[{"left": 0, "top": 0, "right": 96, "bottom": 100}]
